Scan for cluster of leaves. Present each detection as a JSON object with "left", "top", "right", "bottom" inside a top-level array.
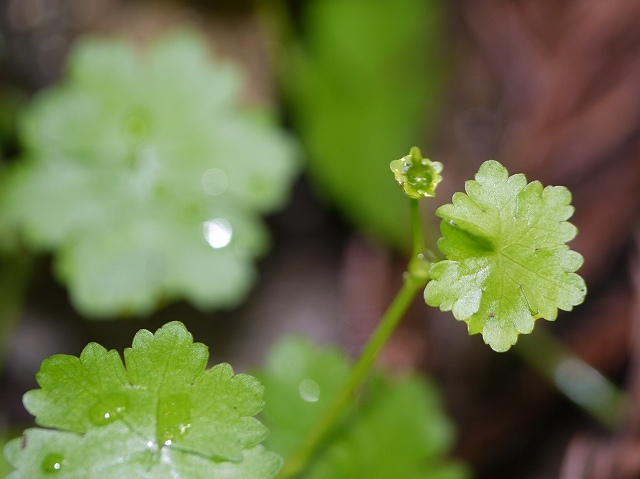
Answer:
[
  {"left": 0, "top": 30, "right": 298, "bottom": 318},
  {"left": 4, "top": 322, "right": 280, "bottom": 479},
  {"left": 284, "top": 0, "right": 448, "bottom": 249},
  {"left": 3, "top": 322, "right": 469, "bottom": 479},
  {"left": 424, "top": 161, "right": 587, "bottom": 351}
]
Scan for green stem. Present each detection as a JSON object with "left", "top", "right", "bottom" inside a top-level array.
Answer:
[
  {"left": 277, "top": 198, "right": 431, "bottom": 478},
  {"left": 407, "top": 199, "right": 431, "bottom": 281},
  {"left": 515, "top": 326, "right": 628, "bottom": 429},
  {"left": 277, "top": 275, "right": 425, "bottom": 479},
  {"left": 409, "top": 199, "right": 424, "bottom": 257}
]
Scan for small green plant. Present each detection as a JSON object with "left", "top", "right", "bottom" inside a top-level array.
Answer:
[
  {"left": 4, "top": 146, "right": 606, "bottom": 479},
  {"left": 0, "top": 31, "right": 298, "bottom": 318},
  {"left": 3, "top": 323, "right": 468, "bottom": 479},
  {"left": 4, "top": 322, "right": 281, "bottom": 478}
]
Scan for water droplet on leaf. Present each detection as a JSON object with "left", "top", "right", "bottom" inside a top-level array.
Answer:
[
  {"left": 202, "top": 218, "right": 232, "bottom": 249},
  {"left": 202, "top": 168, "right": 228, "bottom": 196},
  {"left": 41, "top": 453, "right": 64, "bottom": 473},
  {"left": 157, "top": 393, "right": 192, "bottom": 445},
  {"left": 298, "top": 379, "right": 320, "bottom": 402},
  {"left": 88, "top": 393, "right": 128, "bottom": 426}
]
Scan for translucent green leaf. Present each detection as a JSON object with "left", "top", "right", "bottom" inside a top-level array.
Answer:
[
  {"left": 424, "top": 160, "right": 587, "bottom": 352},
  {"left": 4, "top": 322, "right": 281, "bottom": 479},
  {"left": 4, "top": 426, "right": 276, "bottom": 479},
  {"left": 0, "top": 30, "right": 298, "bottom": 317},
  {"left": 257, "top": 337, "right": 469, "bottom": 478}
]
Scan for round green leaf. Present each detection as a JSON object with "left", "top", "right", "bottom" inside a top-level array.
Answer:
[{"left": 425, "top": 160, "right": 587, "bottom": 352}]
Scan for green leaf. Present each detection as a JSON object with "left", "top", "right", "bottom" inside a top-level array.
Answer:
[
  {"left": 0, "top": 433, "right": 14, "bottom": 478},
  {"left": 424, "top": 160, "right": 587, "bottom": 352},
  {"left": 285, "top": 0, "right": 449, "bottom": 249},
  {"left": 257, "top": 337, "right": 352, "bottom": 458},
  {"left": 257, "top": 337, "right": 469, "bottom": 478},
  {"left": 0, "top": 30, "right": 298, "bottom": 318},
  {"left": 4, "top": 321, "right": 281, "bottom": 479}
]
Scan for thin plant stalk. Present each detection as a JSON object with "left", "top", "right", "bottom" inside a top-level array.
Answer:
[
  {"left": 277, "top": 200, "right": 429, "bottom": 479},
  {"left": 277, "top": 276, "right": 425, "bottom": 479}
]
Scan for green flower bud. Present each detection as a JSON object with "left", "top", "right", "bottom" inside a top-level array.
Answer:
[{"left": 390, "top": 147, "right": 443, "bottom": 199}]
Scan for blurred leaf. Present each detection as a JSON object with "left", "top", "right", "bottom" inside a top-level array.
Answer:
[
  {"left": 4, "top": 321, "right": 281, "bottom": 479},
  {"left": 257, "top": 336, "right": 470, "bottom": 478},
  {"left": 425, "top": 160, "right": 587, "bottom": 352},
  {"left": 257, "top": 336, "right": 351, "bottom": 458},
  {"left": 0, "top": 30, "right": 298, "bottom": 317},
  {"left": 285, "top": 0, "right": 449, "bottom": 249}
]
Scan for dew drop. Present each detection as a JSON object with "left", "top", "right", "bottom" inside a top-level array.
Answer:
[
  {"left": 88, "top": 393, "right": 128, "bottom": 426},
  {"left": 157, "top": 393, "right": 192, "bottom": 446},
  {"left": 41, "top": 453, "right": 64, "bottom": 473},
  {"left": 202, "top": 168, "right": 228, "bottom": 196},
  {"left": 177, "top": 422, "right": 192, "bottom": 438},
  {"left": 202, "top": 218, "right": 232, "bottom": 249},
  {"left": 298, "top": 379, "right": 320, "bottom": 403}
]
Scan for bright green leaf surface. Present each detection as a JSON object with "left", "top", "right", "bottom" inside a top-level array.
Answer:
[
  {"left": 285, "top": 0, "right": 448, "bottom": 250},
  {"left": 4, "top": 322, "right": 281, "bottom": 479},
  {"left": 257, "top": 337, "right": 469, "bottom": 479},
  {"left": 0, "top": 30, "right": 298, "bottom": 318},
  {"left": 425, "top": 160, "right": 587, "bottom": 352}
]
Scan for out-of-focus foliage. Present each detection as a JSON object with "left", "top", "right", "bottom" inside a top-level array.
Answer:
[
  {"left": 284, "top": 0, "right": 449, "bottom": 250},
  {"left": 257, "top": 336, "right": 470, "bottom": 478},
  {"left": 0, "top": 30, "right": 298, "bottom": 318},
  {"left": 425, "top": 161, "right": 587, "bottom": 352},
  {"left": 4, "top": 322, "right": 281, "bottom": 479}
]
